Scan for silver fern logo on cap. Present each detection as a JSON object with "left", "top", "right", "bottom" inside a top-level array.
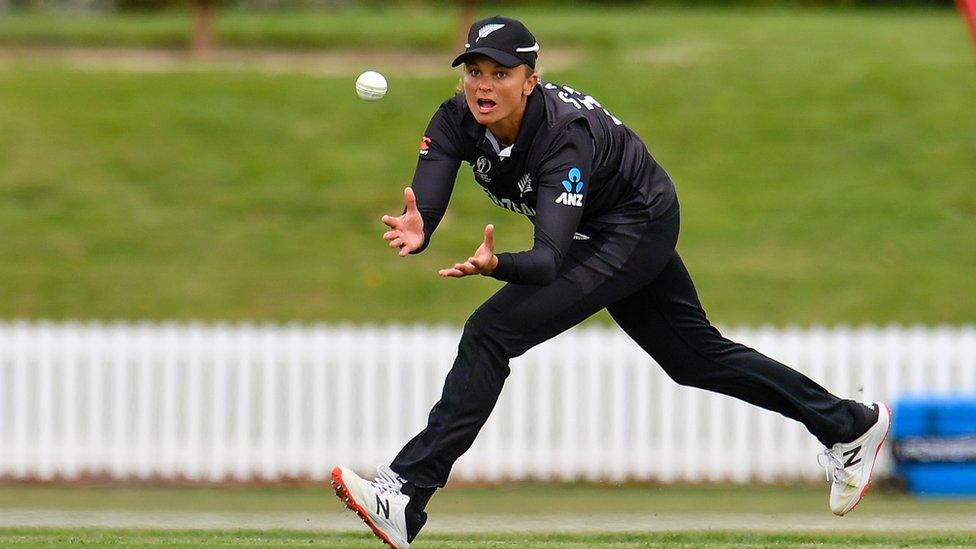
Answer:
[{"left": 476, "top": 24, "right": 505, "bottom": 42}]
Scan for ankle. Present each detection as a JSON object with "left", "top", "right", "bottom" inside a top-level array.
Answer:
[
  {"left": 399, "top": 481, "right": 436, "bottom": 542},
  {"left": 841, "top": 401, "right": 880, "bottom": 445}
]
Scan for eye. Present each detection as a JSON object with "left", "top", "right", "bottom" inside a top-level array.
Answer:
[
  {"left": 495, "top": 71, "right": 508, "bottom": 78},
  {"left": 467, "top": 68, "right": 480, "bottom": 77}
]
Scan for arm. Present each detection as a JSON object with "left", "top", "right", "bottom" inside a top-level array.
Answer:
[
  {"left": 382, "top": 102, "right": 464, "bottom": 256},
  {"left": 438, "top": 122, "right": 594, "bottom": 284},
  {"left": 408, "top": 104, "right": 464, "bottom": 254},
  {"left": 490, "top": 122, "right": 593, "bottom": 285}
]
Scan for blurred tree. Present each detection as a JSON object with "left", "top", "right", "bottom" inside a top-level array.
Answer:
[
  {"left": 113, "top": 0, "right": 173, "bottom": 8},
  {"left": 106, "top": 1, "right": 223, "bottom": 57},
  {"left": 0, "top": 0, "right": 30, "bottom": 9},
  {"left": 457, "top": 0, "right": 477, "bottom": 51},
  {"left": 192, "top": 0, "right": 216, "bottom": 57}
]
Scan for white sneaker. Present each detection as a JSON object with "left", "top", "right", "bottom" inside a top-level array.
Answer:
[
  {"left": 331, "top": 465, "right": 411, "bottom": 549},
  {"left": 819, "top": 402, "right": 892, "bottom": 516}
]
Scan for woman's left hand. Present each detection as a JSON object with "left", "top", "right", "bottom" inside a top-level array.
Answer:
[{"left": 438, "top": 224, "right": 499, "bottom": 278}]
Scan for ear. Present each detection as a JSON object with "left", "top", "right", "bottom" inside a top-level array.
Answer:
[{"left": 523, "top": 71, "right": 540, "bottom": 96}]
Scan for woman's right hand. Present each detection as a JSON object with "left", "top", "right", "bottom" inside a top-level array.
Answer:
[{"left": 381, "top": 187, "right": 425, "bottom": 257}]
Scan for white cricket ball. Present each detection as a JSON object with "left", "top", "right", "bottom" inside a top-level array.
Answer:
[{"left": 356, "top": 71, "right": 387, "bottom": 101}]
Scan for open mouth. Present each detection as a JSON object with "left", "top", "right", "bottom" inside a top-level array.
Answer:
[{"left": 477, "top": 98, "right": 497, "bottom": 114}]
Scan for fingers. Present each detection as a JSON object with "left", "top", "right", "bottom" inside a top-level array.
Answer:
[
  {"left": 439, "top": 261, "right": 476, "bottom": 277},
  {"left": 483, "top": 224, "right": 494, "bottom": 250},
  {"left": 404, "top": 187, "right": 418, "bottom": 213},
  {"left": 384, "top": 227, "right": 402, "bottom": 249},
  {"left": 383, "top": 226, "right": 409, "bottom": 256},
  {"left": 382, "top": 187, "right": 417, "bottom": 230}
]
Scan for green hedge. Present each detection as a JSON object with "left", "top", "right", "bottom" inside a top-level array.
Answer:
[{"left": 2, "top": 0, "right": 958, "bottom": 12}]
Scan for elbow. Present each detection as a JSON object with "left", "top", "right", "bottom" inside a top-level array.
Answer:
[
  {"left": 525, "top": 256, "right": 561, "bottom": 286},
  {"left": 536, "top": 265, "right": 559, "bottom": 285},
  {"left": 497, "top": 248, "right": 563, "bottom": 285}
]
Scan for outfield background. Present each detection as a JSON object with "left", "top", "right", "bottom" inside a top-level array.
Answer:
[
  {"left": 1, "top": 1, "right": 975, "bottom": 546},
  {"left": 1, "top": 3, "right": 974, "bottom": 325}
]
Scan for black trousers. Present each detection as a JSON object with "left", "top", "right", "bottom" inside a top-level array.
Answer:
[{"left": 391, "top": 200, "right": 869, "bottom": 489}]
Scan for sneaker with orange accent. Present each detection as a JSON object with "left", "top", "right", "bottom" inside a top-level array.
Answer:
[
  {"left": 331, "top": 465, "right": 411, "bottom": 549},
  {"left": 819, "top": 402, "right": 892, "bottom": 516}
]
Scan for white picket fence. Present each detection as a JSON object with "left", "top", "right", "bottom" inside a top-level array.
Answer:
[{"left": 0, "top": 321, "right": 974, "bottom": 484}]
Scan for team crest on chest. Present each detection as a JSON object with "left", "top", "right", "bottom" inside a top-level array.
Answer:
[{"left": 517, "top": 173, "right": 533, "bottom": 197}]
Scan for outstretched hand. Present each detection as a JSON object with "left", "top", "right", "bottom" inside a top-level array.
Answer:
[
  {"left": 438, "top": 224, "right": 499, "bottom": 278},
  {"left": 381, "top": 187, "right": 425, "bottom": 257}
]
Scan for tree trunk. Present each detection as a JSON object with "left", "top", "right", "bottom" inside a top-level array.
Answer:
[
  {"left": 456, "top": 0, "right": 478, "bottom": 53},
  {"left": 192, "top": 0, "right": 216, "bottom": 59}
]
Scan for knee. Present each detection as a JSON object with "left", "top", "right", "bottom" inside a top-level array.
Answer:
[
  {"left": 653, "top": 347, "right": 721, "bottom": 389},
  {"left": 461, "top": 308, "right": 494, "bottom": 340},
  {"left": 460, "top": 309, "right": 514, "bottom": 361},
  {"left": 660, "top": 362, "right": 707, "bottom": 388}
]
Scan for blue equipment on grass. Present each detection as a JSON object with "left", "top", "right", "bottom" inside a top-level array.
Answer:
[{"left": 892, "top": 396, "right": 976, "bottom": 497}]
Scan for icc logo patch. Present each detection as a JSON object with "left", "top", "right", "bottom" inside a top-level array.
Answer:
[
  {"left": 476, "top": 156, "right": 491, "bottom": 174},
  {"left": 555, "top": 167, "right": 584, "bottom": 207},
  {"left": 475, "top": 156, "right": 492, "bottom": 183}
]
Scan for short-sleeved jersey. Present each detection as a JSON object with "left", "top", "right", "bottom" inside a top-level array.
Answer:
[{"left": 411, "top": 80, "right": 676, "bottom": 285}]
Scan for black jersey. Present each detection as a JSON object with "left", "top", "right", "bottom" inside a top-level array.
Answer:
[{"left": 410, "top": 80, "right": 676, "bottom": 285}]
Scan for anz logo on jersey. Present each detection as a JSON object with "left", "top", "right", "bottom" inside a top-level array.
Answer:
[
  {"left": 555, "top": 167, "right": 584, "bottom": 207},
  {"left": 544, "top": 82, "right": 623, "bottom": 126}
]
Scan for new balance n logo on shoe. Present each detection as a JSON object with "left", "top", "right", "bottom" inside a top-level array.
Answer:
[
  {"left": 843, "top": 446, "right": 862, "bottom": 468},
  {"left": 375, "top": 495, "right": 390, "bottom": 520}
]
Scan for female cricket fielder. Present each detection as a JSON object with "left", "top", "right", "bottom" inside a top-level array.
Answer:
[{"left": 332, "top": 16, "right": 891, "bottom": 549}]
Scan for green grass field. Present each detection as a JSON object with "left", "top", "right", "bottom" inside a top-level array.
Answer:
[
  {"left": 1, "top": 529, "right": 975, "bottom": 548},
  {"left": 1, "top": 6, "right": 974, "bottom": 324},
  {"left": 0, "top": 483, "right": 975, "bottom": 546},
  {"left": 1, "top": 482, "right": 975, "bottom": 514}
]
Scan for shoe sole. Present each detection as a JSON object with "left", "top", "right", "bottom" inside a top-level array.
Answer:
[
  {"left": 331, "top": 466, "right": 401, "bottom": 549},
  {"left": 837, "top": 403, "right": 892, "bottom": 516}
]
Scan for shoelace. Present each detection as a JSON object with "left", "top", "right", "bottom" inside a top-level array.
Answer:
[
  {"left": 817, "top": 448, "right": 854, "bottom": 485},
  {"left": 372, "top": 465, "right": 406, "bottom": 495}
]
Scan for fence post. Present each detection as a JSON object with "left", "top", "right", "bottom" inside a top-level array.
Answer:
[{"left": 0, "top": 322, "right": 973, "bottom": 484}]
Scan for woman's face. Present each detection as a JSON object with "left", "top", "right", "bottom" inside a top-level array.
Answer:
[{"left": 462, "top": 56, "right": 538, "bottom": 127}]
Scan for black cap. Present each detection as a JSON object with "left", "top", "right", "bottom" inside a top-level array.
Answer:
[{"left": 451, "top": 16, "right": 539, "bottom": 69}]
